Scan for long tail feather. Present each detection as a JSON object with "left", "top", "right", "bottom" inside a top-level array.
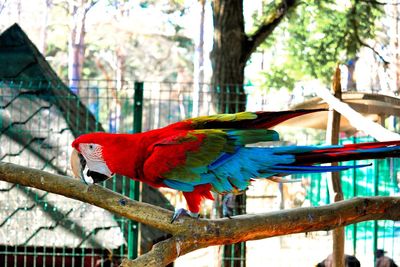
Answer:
[
  {"left": 290, "top": 140, "right": 400, "bottom": 165},
  {"left": 251, "top": 109, "right": 327, "bottom": 129}
]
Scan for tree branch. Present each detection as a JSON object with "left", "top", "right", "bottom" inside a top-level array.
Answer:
[
  {"left": 1, "top": 162, "right": 400, "bottom": 266},
  {"left": 356, "top": 37, "right": 389, "bottom": 65},
  {"left": 0, "top": 0, "right": 7, "bottom": 15},
  {"left": 359, "top": 0, "right": 400, "bottom": 5},
  {"left": 0, "top": 162, "right": 181, "bottom": 235},
  {"left": 242, "top": 0, "right": 297, "bottom": 63},
  {"left": 350, "top": 0, "right": 390, "bottom": 65},
  {"left": 121, "top": 236, "right": 195, "bottom": 266}
]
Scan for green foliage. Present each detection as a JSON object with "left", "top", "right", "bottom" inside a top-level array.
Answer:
[
  {"left": 250, "top": 0, "right": 283, "bottom": 33},
  {"left": 256, "top": 0, "right": 384, "bottom": 91},
  {"left": 260, "top": 65, "right": 297, "bottom": 91}
]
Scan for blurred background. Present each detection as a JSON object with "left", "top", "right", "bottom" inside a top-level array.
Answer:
[{"left": 0, "top": 0, "right": 400, "bottom": 266}]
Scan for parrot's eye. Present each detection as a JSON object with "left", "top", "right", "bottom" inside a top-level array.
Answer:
[{"left": 79, "top": 143, "right": 102, "bottom": 161}]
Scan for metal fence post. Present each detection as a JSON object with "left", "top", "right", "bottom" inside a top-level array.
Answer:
[
  {"left": 352, "top": 136, "right": 357, "bottom": 255},
  {"left": 127, "top": 82, "right": 144, "bottom": 259},
  {"left": 373, "top": 158, "right": 380, "bottom": 263}
]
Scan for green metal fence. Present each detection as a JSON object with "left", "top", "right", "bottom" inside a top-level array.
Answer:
[
  {"left": 0, "top": 80, "right": 142, "bottom": 266},
  {"left": 1, "top": 79, "right": 399, "bottom": 266},
  {"left": 0, "top": 79, "right": 247, "bottom": 266}
]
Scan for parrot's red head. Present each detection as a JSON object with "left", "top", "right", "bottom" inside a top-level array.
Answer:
[{"left": 71, "top": 133, "right": 114, "bottom": 184}]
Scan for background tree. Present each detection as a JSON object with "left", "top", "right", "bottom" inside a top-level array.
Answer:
[
  {"left": 210, "top": 0, "right": 387, "bottom": 111},
  {"left": 210, "top": 2, "right": 298, "bottom": 263},
  {"left": 258, "top": 0, "right": 386, "bottom": 92},
  {"left": 66, "top": 0, "right": 99, "bottom": 93},
  {"left": 210, "top": 0, "right": 297, "bottom": 112},
  {"left": 209, "top": 1, "right": 387, "bottom": 265}
]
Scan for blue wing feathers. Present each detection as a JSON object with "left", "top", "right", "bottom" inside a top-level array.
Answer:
[
  {"left": 163, "top": 179, "right": 195, "bottom": 192},
  {"left": 163, "top": 143, "right": 399, "bottom": 194}
]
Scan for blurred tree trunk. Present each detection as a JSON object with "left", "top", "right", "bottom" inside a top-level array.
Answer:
[
  {"left": 210, "top": 0, "right": 297, "bottom": 113},
  {"left": 390, "top": 3, "right": 400, "bottom": 93},
  {"left": 68, "top": 0, "right": 97, "bottom": 94},
  {"left": 39, "top": 0, "right": 52, "bottom": 54},
  {"left": 210, "top": 2, "right": 297, "bottom": 265},
  {"left": 193, "top": 0, "right": 206, "bottom": 117},
  {"left": 210, "top": 0, "right": 246, "bottom": 113}
]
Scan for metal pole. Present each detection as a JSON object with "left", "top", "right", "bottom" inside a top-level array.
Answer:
[{"left": 128, "top": 82, "right": 144, "bottom": 259}]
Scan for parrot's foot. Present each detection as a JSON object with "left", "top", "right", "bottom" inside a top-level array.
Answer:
[
  {"left": 222, "top": 193, "right": 235, "bottom": 218},
  {"left": 171, "top": 208, "right": 199, "bottom": 223}
]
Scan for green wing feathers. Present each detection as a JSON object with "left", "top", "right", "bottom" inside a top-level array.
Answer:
[
  {"left": 189, "top": 112, "right": 257, "bottom": 125},
  {"left": 229, "top": 129, "right": 279, "bottom": 145},
  {"left": 178, "top": 109, "right": 325, "bottom": 130},
  {"left": 162, "top": 130, "right": 233, "bottom": 182},
  {"left": 144, "top": 109, "right": 323, "bottom": 185},
  {"left": 144, "top": 128, "right": 280, "bottom": 184}
]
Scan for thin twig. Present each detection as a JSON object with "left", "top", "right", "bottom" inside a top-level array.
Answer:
[
  {"left": 243, "top": 0, "right": 297, "bottom": 63},
  {"left": 0, "top": 0, "right": 7, "bottom": 15}
]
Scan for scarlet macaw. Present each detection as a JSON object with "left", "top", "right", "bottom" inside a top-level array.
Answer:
[{"left": 70, "top": 110, "right": 400, "bottom": 221}]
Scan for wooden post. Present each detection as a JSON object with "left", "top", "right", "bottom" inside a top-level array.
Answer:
[{"left": 326, "top": 65, "right": 345, "bottom": 267}]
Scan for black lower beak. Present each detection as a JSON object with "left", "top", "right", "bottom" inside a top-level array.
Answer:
[
  {"left": 86, "top": 169, "right": 110, "bottom": 183},
  {"left": 77, "top": 152, "right": 110, "bottom": 184}
]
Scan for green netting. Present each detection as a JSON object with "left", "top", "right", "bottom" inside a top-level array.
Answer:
[
  {"left": 0, "top": 80, "right": 141, "bottom": 266},
  {"left": 302, "top": 136, "right": 400, "bottom": 263}
]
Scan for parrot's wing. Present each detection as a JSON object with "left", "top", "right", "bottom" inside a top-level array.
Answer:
[
  {"left": 142, "top": 129, "right": 279, "bottom": 191},
  {"left": 169, "top": 109, "right": 325, "bottom": 130}
]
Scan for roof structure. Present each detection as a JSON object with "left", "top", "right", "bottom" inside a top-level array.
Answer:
[
  {"left": 280, "top": 91, "right": 400, "bottom": 134},
  {"left": 0, "top": 24, "right": 172, "bottom": 254}
]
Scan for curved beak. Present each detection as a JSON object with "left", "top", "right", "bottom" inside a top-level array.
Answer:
[
  {"left": 70, "top": 148, "right": 111, "bottom": 184},
  {"left": 71, "top": 148, "right": 90, "bottom": 183},
  {"left": 71, "top": 149, "right": 83, "bottom": 179}
]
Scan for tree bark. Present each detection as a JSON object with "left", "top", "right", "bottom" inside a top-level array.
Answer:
[
  {"left": 210, "top": 0, "right": 247, "bottom": 113},
  {"left": 1, "top": 162, "right": 400, "bottom": 266},
  {"left": 210, "top": 0, "right": 297, "bottom": 113}
]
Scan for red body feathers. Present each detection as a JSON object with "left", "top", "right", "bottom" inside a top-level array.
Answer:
[{"left": 71, "top": 110, "right": 400, "bottom": 215}]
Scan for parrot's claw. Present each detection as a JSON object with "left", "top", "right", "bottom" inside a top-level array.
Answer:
[
  {"left": 222, "top": 193, "right": 235, "bottom": 218},
  {"left": 171, "top": 208, "right": 199, "bottom": 223}
]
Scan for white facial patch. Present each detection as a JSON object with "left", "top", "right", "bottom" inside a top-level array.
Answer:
[
  {"left": 79, "top": 143, "right": 113, "bottom": 178},
  {"left": 86, "top": 160, "right": 113, "bottom": 178}
]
